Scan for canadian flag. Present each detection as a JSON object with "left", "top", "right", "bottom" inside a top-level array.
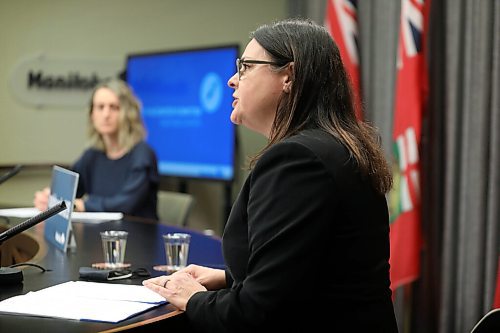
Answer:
[{"left": 324, "top": 0, "right": 363, "bottom": 120}]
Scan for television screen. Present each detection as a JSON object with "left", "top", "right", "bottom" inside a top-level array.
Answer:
[{"left": 126, "top": 45, "right": 238, "bottom": 181}]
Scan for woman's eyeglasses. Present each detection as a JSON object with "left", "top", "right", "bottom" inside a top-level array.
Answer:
[{"left": 236, "top": 58, "right": 286, "bottom": 80}]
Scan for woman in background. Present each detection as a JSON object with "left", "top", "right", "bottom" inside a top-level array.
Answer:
[{"left": 34, "top": 79, "right": 158, "bottom": 220}]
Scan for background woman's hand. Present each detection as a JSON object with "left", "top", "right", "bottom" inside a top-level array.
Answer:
[
  {"left": 33, "top": 187, "right": 50, "bottom": 211},
  {"left": 73, "top": 198, "right": 85, "bottom": 212}
]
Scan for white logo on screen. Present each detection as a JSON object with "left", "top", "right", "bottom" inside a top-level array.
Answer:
[
  {"left": 200, "top": 72, "right": 223, "bottom": 113},
  {"left": 55, "top": 231, "right": 66, "bottom": 245}
]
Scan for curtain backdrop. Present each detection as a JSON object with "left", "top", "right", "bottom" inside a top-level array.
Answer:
[
  {"left": 289, "top": 0, "right": 500, "bottom": 332},
  {"left": 435, "top": 1, "right": 499, "bottom": 332}
]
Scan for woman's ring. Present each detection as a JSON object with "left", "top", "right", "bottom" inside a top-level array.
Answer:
[{"left": 163, "top": 279, "right": 169, "bottom": 288}]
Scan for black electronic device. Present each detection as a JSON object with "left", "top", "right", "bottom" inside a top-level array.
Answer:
[{"left": 0, "top": 201, "right": 67, "bottom": 285}]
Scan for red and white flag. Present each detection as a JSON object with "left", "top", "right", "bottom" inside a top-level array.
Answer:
[
  {"left": 324, "top": 0, "right": 363, "bottom": 119},
  {"left": 494, "top": 257, "right": 500, "bottom": 308},
  {"left": 388, "top": 0, "right": 429, "bottom": 290}
]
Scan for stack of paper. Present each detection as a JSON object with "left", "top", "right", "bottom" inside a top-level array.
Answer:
[{"left": 0, "top": 281, "right": 167, "bottom": 323}]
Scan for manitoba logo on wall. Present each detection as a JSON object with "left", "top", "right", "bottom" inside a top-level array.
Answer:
[{"left": 9, "top": 53, "right": 122, "bottom": 109}]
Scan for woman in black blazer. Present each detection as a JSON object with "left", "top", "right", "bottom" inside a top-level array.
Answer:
[{"left": 144, "top": 18, "right": 398, "bottom": 332}]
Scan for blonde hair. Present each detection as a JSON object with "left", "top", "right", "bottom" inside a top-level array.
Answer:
[{"left": 87, "top": 79, "right": 146, "bottom": 152}]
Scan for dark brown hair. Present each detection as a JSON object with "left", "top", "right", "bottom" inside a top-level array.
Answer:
[{"left": 250, "top": 18, "right": 392, "bottom": 194}]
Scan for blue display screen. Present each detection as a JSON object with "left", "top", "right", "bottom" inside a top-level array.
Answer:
[{"left": 126, "top": 45, "right": 238, "bottom": 181}]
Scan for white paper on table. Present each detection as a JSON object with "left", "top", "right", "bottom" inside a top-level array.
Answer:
[
  {"left": 0, "top": 281, "right": 167, "bottom": 323},
  {"left": 34, "top": 281, "right": 166, "bottom": 303},
  {"left": 71, "top": 212, "right": 123, "bottom": 223},
  {"left": 0, "top": 207, "right": 123, "bottom": 223},
  {"left": 0, "top": 207, "right": 38, "bottom": 218}
]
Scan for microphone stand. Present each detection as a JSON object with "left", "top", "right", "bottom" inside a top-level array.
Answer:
[
  {"left": 0, "top": 164, "right": 23, "bottom": 186},
  {"left": 0, "top": 201, "right": 67, "bottom": 285}
]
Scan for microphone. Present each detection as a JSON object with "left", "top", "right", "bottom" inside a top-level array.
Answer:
[
  {"left": 0, "top": 164, "right": 23, "bottom": 186},
  {"left": 0, "top": 201, "right": 67, "bottom": 285}
]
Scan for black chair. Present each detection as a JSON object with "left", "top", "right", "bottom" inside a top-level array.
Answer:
[
  {"left": 470, "top": 309, "right": 500, "bottom": 333},
  {"left": 157, "top": 190, "right": 195, "bottom": 227}
]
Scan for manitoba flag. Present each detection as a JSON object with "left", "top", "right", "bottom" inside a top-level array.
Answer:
[
  {"left": 324, "top": 0, "right": 363, "bottom": 120},
  {"left": 494, "top": 256, "right": 500, "bottom": 308},
  {"left": 388, "top": 0, "right": 429, "bottom": 290}
]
